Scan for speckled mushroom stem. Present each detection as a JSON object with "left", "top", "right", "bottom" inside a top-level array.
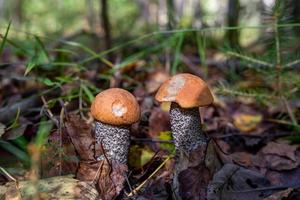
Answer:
[
  {"left": 94, "top": 121, "right": 130, "bottom": 164},
  {"left": 170, "top": 102, "right": 206, "bottom": 153},
  {"left": 170, "top": 102, "right": 208, "bottom": 200}
]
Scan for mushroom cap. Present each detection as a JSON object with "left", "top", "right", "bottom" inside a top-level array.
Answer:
[
  {"left": 155, "top": 73, "right": 213, "bottom": 108},
  {"left": 91, "top": 88, "right": 140, "bottom": 125}
]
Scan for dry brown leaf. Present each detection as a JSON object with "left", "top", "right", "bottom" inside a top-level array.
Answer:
[
  {"left": 65, "top": 114, "right": 95, "bottom": 161},
  {"left": 97, "top": 160, "right": 128, "bottom": 200},
  {"left": 41, "top": 128, "right": 78, "bottom": 178},
  {"left": 208, "top": 164, "right": 272, "bottom": 200},
  {"left": 262, "top": 142, "right": 297, "bottom": 161},
  {"left": 148, "top": 107, "right": 170, "bottom": 138},
  {"left": 231, "top": 152, "right": 253, "bottom": 167},
  {"left": 253, "top": 142, "right": 300, "bottom": 171},
  {"left": 76, "top": 160, "right": 101, "bottom": 183},
  {"left": 178, "top": 164, "right": 211, "bottom": 200},
  {"left": 263, "top": 188, "right": 294, "bottom": 200},
  {"left": 145, "top": 70, "right": 169, "bottom": 93}
]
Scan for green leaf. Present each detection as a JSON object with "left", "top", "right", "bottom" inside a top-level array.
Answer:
[
  {"left": 24, "top": 61, "right": 36, "bottom": 76},
  {"left": 156, "top": 131, "right": 174, "bottom": 153},
  {"left": 0, "top": 140, "right": 30, "bottom": 166},
  {"left": 41, "top": 78, "right": 56, "bottom": 86}
]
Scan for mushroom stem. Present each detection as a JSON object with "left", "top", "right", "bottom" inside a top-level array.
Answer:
[
  {"left": 170, "top": 102, "right": 208, "bottom": 200},
  {"left": 94, "top": 121, "right": 130, "bottom": 164},
  {"left": 170, "top": 102, "right": 206, "bottom": 153}
]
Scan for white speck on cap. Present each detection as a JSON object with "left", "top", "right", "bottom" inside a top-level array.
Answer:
[
  {"left": 162, "top": 75, "right": 186, "bottom": 101},
  {"left": 112, "top": 103, "right": 127, "bottom": 117}
]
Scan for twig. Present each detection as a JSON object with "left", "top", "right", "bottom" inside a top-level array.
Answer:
[
  {"left": 131, "top": 137, "right": 174, "bottom": 144},
  {"left": 41, "top": 96, "right": 59, "bottom": 127},
  {"left": 0, "top": 167, "right": 17, "bottom": 182},
  {"left": 128, "top": 154, "right": 172, "bottom": 197},
  {"left": 226, "top": 51, "right": 273, "bottom": 67},
  {"left": 124, "top": 174, "right": 133, "bottom": 194},
  {"left": 284, "top": 59, "right": 300, "bottom": 69},
  {"left": 282, "top": 97, "right": 298, "bottom": 126},
  {"left": 58, "top": 102, "right": 65, "bottom": 175}
]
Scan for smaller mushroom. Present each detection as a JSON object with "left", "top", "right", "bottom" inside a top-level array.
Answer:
[
  {"left": 90, "top": 88, "right": 140, "bottom": 199},
  {"left": 155, "top": 73, "right": 214, "bottom": 199}
]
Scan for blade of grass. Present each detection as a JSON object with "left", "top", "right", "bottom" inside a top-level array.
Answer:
[
  {"left": 24, "top": 61, "right": 36, "bottom": 76},
  {"left": 196, "top": 33, "right": 207, "bottom": 78},
  {"left": 34, "top": 119, "right": 53, "bottom": 148},
  {"left": 6, "top": 108, "right": 20, "bottom": 130},
  {"left": 171, "top": 32, "right": 185, "bottom": 75},
  {"left": 34, "top": 35, "right": 50, "bottom": 62},
  {"left": 0, "top": 21, "right": 11, "bottom": 56},
  {"left": 81, "top": 84, "right": 94, "bottom": 103}
]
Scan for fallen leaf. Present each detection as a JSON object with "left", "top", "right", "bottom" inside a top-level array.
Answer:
[
  {"left": 156, "top": 131, "right": 174, "bottom": 153},
  {"left": 1, "top": 175, "right": 98, "bottom": 200},
  {"left": 65, "top": 114, "right": 95, "bottom": 161},
  {"left": 263, "top": 188, "right": 294, "bottom": 200},
  {"left": 262, "top": 142, "right": 297, "bottom": 161},
  {"left": 135, "top": 178, "right": 169, "bottom": 200},
  {"left": 97, "top": 160, "right": 128, "bottom": 200},
  {"left": 208, "top": 164, "right": 272, "bottom": 200},
  {"left": 148, "top": 108, "right": 170, "bottom": 138},
  {"left": 230, "top": 152, "right": 253, "bottom": 167},
  {"left": 76, "top": 160, "right": 101, "bottom": 182},
  {"left": 2, "top": 124, "right": 27, "bottom": 140},
  {"left": 173, "top": 144, "right": 212, "bottom": 200},
  {"left": 41, "top": 129, "right": 78, "bottom": 178},
  {"left": 145, "top": 70, "right": 169, "bottom": 93},
  {"left": 178, "top": 164, "right": 211, "bottom": 200},
  {"left": 233, "top": 113, "right": 262, "bottom": 133},
  {"left": 253, "top": 142, "right": 300, "bottom": 171},
  {"left": 129, "top": 145, "right": 155, "bottom": 168}
]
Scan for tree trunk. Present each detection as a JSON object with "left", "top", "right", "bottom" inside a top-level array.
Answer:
[
  {"left": 289, "top": 0, "right": 300, "bottom": 34},
  {"left": 86, "top": 0, "right": 96, "bottom": 31},
  {"left": 167, "top": 0, "right": 176, "bottom": 29},
  {"left": 100, "top": 0, "right": 111, "bottom": 51},
  {"left": 226, "top": 0, "right": 240, "bottom": 47}
]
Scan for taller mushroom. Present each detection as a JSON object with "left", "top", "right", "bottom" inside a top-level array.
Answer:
[
  {"left": 91, "top": 88, "right": 140, "bottom": 200},
  {"left": 155, "top": 73, "right": 214, "bottom": 199}
]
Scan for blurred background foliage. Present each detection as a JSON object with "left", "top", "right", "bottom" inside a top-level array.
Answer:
[
  {"left": 1, "top": 0, "right": 298, "bottom": 44},
  {"left": 0, "top": 0, "right": 300, "bottom": 176}
]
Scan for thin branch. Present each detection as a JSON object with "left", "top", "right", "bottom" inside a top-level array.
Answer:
[
  {"left": 128, "top": 154, "right": 172, "bottom": 197},
  {"left": 284, "top": 59, "right": 300, "bottom": 68},
  {"left": 0, "top": 167, "right": 17, "bottom": 182},
  {"left": 281, "top": 97, "right": 298, "bottom": 125},
  {"left": 226, "top": 51, "right": 273, "bottom": 67},
  {"left": 131, "top": 137, "right": 174, "bottom": 144},
  {"left": 41, "top": 96, "right": 59, "bottom": 127}
]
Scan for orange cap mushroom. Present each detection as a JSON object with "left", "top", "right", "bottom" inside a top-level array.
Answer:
[
  {"left": 155, "top": 73, "right": 213, "bottom": 108},
  {"left": 91, "top": 88, "right": 140, "bottom": 125}
]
